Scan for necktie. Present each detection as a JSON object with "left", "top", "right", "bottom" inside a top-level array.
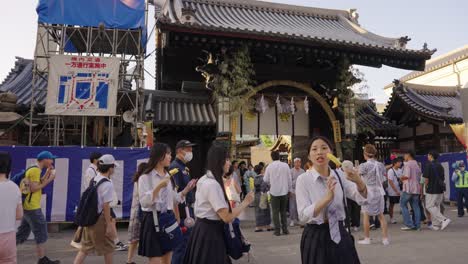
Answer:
[
  {"left": 159, "top": 186, "right": 168, "bottom": 213},
  {"left": 328, "top": 201, "right": 341, "bottom": 244},
  {"left": 321, "top": 176, "right": 341, "bottom": 244}
]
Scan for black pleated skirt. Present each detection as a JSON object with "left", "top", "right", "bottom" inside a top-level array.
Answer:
[
  {"left": 138, "top": 211, "right": 171, "bottom": 258},
  {"left": 300, "top": 222, "right": 360, "bottom": 264},
  {"left": 183, "top": 218, "right": 231, "bottom": 264}
]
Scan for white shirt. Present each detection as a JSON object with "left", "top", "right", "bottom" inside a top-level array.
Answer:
[
  {"left": 295, "top": 167, "right": 369, "bottom": 224},
  {"left": 264, "top": 160, "right": 292, "bottom": 196},
  {"left": 387, "top": 168, "right": 402, "bottom": 196},
  {"left": 194, "top": 171, "right": 229, "bottom": 221},
  {"left": 0, "top": 180, "right": 21, "bottom": 233},
  {"left": 138, "top": 169, "right": 181, "bottom": 212},
  {"left": 84, "top": 164, "right": 98, "bottom": 189},
  {"left": 291, "top": 168, "right": 305, "bottom": 193},
  {"left": 93, "top": 174, "right": 114, "bottom": 214}
]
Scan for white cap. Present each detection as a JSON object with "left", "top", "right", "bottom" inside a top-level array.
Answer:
[
  {"left": 293, "top": 157, "right": 301, "bottom": 162},
  {"left": 98, "top": 154, "right": 119, "bottom": 167}
]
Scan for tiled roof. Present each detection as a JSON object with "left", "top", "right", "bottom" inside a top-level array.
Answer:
[
  {"left": 157, "top": 0, "right": 433, "bottom": 63},
  {"left": 384, "top": 81, "right": 463, "bottom": 123},
  {"left": 0, "top": 57, "right": 47, "bottom": 107},
  {"left": 145, "top": 90, "right": 216, "bottom": 126},
  {"left": 356, "top": 100, "right": 398, "bottom": 133}
]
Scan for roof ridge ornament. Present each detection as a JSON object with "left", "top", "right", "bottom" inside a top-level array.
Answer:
[
  {"left": 396, "top": 36, "right": 411, "bottom": 48},
  {"left": 348, "top": 8, "right": 359, "bottom": 25},
  {"left": 181, "top": 5, "right": 198, "bottom": 24}
]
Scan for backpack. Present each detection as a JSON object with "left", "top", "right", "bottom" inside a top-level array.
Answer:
[
  {"left": 75, "top": 178, "right": 110, "bottom": 227},
  {"left": 11, "top": 166, "right": 38, "bottom": 204},
  {"left": 224, "top": 218, "right": 251, "bottom": 260}
]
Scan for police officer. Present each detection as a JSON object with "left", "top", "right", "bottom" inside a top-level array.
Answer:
[
  {"left": 170, "top": 140, "right": 197, "bottom": 264},
  {"left": 452, "top": 161, "right": 468, "bottom": 217}
]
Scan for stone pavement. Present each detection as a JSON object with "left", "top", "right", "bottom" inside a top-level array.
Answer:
[{"left": 17, "top": 206, "right": 468, "bottom": 264}]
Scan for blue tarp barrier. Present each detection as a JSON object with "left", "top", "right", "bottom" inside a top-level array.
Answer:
[
  {"left": 0, "top": 146, "right": 150, "bottom": 222},
  {"left": 37, "top": 0, "right": 145, "bottom": 30}
]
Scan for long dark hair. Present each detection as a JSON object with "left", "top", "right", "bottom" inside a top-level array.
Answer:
[
  {"left": 206, "top": 143, "right": 231, "bottom": 211},
  {"left": 144, "top": 143, "right": 171, "bottom": 175},
  {"left": 133, "top": 162, "right": 148, "bottom": 183}
]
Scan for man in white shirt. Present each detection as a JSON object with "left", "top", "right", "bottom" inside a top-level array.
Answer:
[{"left": 264, "top": 151, "right": 292, "bottom": 236}]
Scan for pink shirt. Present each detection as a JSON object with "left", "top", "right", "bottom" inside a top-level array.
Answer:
[{"left": 402, "top": 160, "right": 422, "bottom": 194}]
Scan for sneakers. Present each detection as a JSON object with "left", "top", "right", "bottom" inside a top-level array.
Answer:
[
  {"left": 430, "top": 225, "right": 440, "bottom": 231},
  {"left": 390, "top": 219, "right": 397, "bottom": 224},
  {"left": 382, "top": 238, "right": 390, "bottom": 246},
  {"left": 369, "top": 223, "right": 375, "bottom": 230},
  {"left": 401, "top": 226, "right": 414, "bottom": 231},
  {"left": 70, "top": 240, "right": 82, "bottom": 249},
  {"left": 290, "top": 221, "right": 295, "bottom": 227},
  {"left": 115, "top": 241, "right": 129, "bottom": 251},
  {"left": 357, "top": 238, "right": 371, "bottom": 245},
  {"left": 37, "top": 256, "right": 60, "bottom": 264},
  {"left": 441, "top": 219, "right": 451, "bottom": 230}
]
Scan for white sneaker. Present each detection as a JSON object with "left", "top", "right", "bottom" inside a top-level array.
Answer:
[
  {"left": 358, "top": 238, "right": 371, "bottom": 245},
  {"left": 430, "top": 225, "right": 440, "bottom": 231},
  {"left": 382, "top": 238, "right": 390, "bottom": 246},
  {"left": 70, "top": 240, "right": 82, "bottom": 249},
  {"left": 441, "top": 219, "right": 451, "bottom": 230},
  {"left": 352, "top": 226, "right": 359, "bottom": 232},
  {"left": 290, "top": 221, "right": 295, "bottom": 227},
  {"left": 390, "top": 219, "right": 397, "bottom": 224}
]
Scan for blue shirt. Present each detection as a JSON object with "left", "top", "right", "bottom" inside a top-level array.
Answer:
[{"left": 169, "top": 158, "right": 195, "bottom": 205}]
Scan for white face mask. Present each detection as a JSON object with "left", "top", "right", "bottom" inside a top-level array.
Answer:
[{"left": 184, "top": 151, "right": 193, "bottom": 163}]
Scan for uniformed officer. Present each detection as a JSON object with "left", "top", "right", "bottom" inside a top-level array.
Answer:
[
  {"left": 170, "top": 140, "right": 197, "bottom": 264},
  {"left": 452, "top": 161, "right": 468, "bottom": 217}
]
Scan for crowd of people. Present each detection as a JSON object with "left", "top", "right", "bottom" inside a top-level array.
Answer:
[{"left": 0, "top": 135, "right": 466, "bottom": 264}]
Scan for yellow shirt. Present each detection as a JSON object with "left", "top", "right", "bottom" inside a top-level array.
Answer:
[{"left": 22, "top": 167, "right": 42, "bottom": 210}]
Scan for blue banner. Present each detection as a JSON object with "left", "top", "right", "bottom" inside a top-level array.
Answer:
[
  {"left": 416, "top": 152, "right": 467, "bottom": 201},
  {"left": 37, "top": 0, "right": 146, "bottom": 30},
  {"left": 0, "top": 146, "right": 150, "bottom": 222}
]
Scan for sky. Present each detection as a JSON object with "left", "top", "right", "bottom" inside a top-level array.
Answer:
[{"left": 0, "top": 0, "right": 467, "bottom": 103}]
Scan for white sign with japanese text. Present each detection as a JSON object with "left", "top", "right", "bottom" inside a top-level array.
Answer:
[{"left": 45, "top": 55, "right": 120, "bottom": 116}]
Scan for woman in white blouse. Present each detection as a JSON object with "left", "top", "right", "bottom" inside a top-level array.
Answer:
[
  {"left": 138, "top": 143, "right": 194, "bottom": 264},
  {"left": 183, "top": 143, "right": 254, "bottom": 264},
  {"left": 296, "top": 136, "right": 368, "bottom": 264}
]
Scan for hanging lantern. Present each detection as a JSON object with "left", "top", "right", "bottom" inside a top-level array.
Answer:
[
  {"left": 255, "top": 94, "right": 268, "bottom": 113},
  {"left": 290, "top": 97, "right": 296, "bottom": 114},
  {"left": 304, "top": 96, "right": 309, "bottom": 114},
  {"left": 276, "top": 95, "right": 283, "bottom": 113}
]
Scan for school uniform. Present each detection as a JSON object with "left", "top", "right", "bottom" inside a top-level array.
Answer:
[
  {"left": 296, "top": 168, "right": 369, "bottom": 264},
  {"left": 138, "top": 169, "right": 181, "bottom": 258},
  {"left": 183, "top": 171, "right": 230, "bottom": 264}
]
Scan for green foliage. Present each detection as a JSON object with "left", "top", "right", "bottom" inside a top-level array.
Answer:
[
  {"left": 211, "top": 45, "right": 256, "bottom": 115},
  {"left": 260, "top": 135, "right": 274, "bottom": 148}
]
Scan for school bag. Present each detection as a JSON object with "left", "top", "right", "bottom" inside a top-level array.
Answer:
[
  {"left": 224, "top": 218, "right": 251, "bottom": 260},
  {"left": 75, "top": 178, "right": 110, "bottom": 227},
  {"left": 11, "top": 165, "right": 38, "bottom": 204}
]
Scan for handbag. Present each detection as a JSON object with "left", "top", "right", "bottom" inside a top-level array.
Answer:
[
  {"left": 148, "top": 172, "right": 183, "bottom": 252},
  {"left": 224, "top": 218, "right": 251, "bottom": 260},
  {"left": 333, "top": 170, "right": 356, "bottom": 244}
]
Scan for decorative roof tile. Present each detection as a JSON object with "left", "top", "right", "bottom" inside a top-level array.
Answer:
[
  {"left": 356, "top": 100, "right": 398, "bottom": 134},
  {"left": 384, "top": 81, "right": 463, "bottom": 123}
]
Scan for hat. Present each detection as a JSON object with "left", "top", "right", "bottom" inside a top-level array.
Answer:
[
  {"left": 176, "top": 140, "right": 197, "bottom": 149},
  {"left": 293, "top": 157, "right": 301, "bottom": 162},
  {"left": 98, "top": 154, "right": 119, "bottom": 167},
  {"left": 37, "top": 151, "right": 57, "bottom": 160},
  {"left": 459, "top": 161, "right": 465, "bottom": 167}
]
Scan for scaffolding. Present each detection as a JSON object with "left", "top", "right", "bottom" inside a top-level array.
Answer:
[{"left": 29, "top": 4, "right": 148, "bottom": 147}]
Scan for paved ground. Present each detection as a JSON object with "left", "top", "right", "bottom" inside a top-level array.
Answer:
[{"left": 17, "top": 206, "right": 468, "bottom": 264}]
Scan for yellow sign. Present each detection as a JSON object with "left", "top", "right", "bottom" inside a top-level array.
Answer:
[{"left": 332, "top": 120, "right": 342, "bottom": 143}]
